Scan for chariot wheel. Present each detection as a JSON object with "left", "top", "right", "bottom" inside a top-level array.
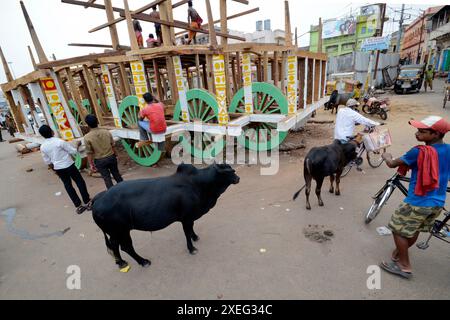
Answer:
[
  {"left": 173, "top": 89, "right": 225, "bottom": 160},
  {"left": 229, "top": 82, "right": 288, "bottom": 151},
  {"left": 119, "top": 96, "right": 162, "bottom": 167}
]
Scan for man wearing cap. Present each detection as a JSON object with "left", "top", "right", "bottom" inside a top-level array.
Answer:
[
  {"left": 334, "top": 99, "right": 380, "bottom": 144},
  {"left": 381, "top": 116, "right": 450, "bottom": 279}
]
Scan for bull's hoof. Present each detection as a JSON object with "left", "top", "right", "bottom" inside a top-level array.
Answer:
[
  {"left": 306, "top": 205, "right": 311, "bottom": 210},
  {"left": 329, "top": 188, "right": 334, "bottom": 194},
  {"left": 192, "top": 235, "right": 200, "bottom": 242},
  {"left": 318, "top": 201, "right": 324, "bottom": 207},
  {"left": 335, "top": 191, "right": 341, "bottom": 196},
  {"left": 189, "top": 248, "right": 198, "bottom": 255},
  {"left": 140, "top": 259, "right": 151, "bottom": 268}
]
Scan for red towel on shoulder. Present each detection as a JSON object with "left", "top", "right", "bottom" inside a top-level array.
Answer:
[{"left": 397, "top": 145, "right": 439, "bottom": 196}]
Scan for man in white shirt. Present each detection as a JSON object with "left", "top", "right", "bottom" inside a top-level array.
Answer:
[
  {"left": 334, "top": 99, "right": 380, "bottom": 143},
  {"left": 39, "top": 125, "right": 91, "bottom": 215}
]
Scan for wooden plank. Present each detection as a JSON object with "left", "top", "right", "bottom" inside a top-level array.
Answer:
[
  {"left": 317, "top": 18, "right": 323, "bottom": 53},
  {"left": 166, "top": 57, "right": 179, "bottom": 104},
  {"left": 0, "top": 46, "right": 14, "bottom": 82},
  {"left": 263, "top": 51, "right": 269, "bottom": 82},
  {"left": 165, "top": 0, "right": 176, "bottom": 45},
  {"left": 220, "top": 0, "right": 228, "bottom": 46},
  {"left": 281, "top": 51, "right": 287, "bottom": 95},
  {"left": 273, "top": 51, "right": 279, "bottom": 87},
  {"left": 93, "top": 69, "right": 109, "bottom": 114},
  {"left": 195, "top": 54, "right": 201, "bottom": 88},
  {"left": 232, "top": 0, "right": 249, "bottom": 4},
  {"left": 152, "top": 59, "right": 164, "bottom": 101},
  {"left": 65, "top": 67, "right": 88, "bottom": 121},
  {"left": 205, "top": 0, "right": 218, "bottom": 46},
  {"left": 104, "top": 0, "right": 120, "bottom": 51},
  {"left": 27, "top": 46, "right": 38, "bottom": 71},
  {"left": 236, "top": 51, "right": 242, "bottom": 88},
  {"left": 307, "top": 58, "right": 313, "bottom": 104},
  {"left": 68, "top": 43, "right": 130, "bottom": 50},
  {"left": 124, "top": 0, "right": 140, "bottom": 51},
  {"left": 62, "top": 0, "right": 122, "bottom": 11},
  {"left": 20, "top": 1, "right": 48, "bottom": 63},
  {"left": 284, "top": 1, "right": 292, "bottom": 46},
  {"left": 202, "top": 62, "right": 208, "bottom": 90},
  {"left": 159, "top": 1, "right": 172, "bottom": 47},
  {"left": 314, "top": 59, "right": 320, "bottom": 101},
  {"left": 321, "top": 60, "right": 327, "bottom": 98},
  {"left": 37, "top": 51, "right": 125, "bottom": 69},
  {"left": 87, "top": 0, "right": 166, "bottom": 33},
  {"left": 298, "top": 58, "right": 305, "bottom": 109},
  {"left": 84, "top": 0, "right": 96, "bottom": 8},
  {"left": 172, "top": 0, "right": 190, "bottom": 9},
  {"left": 118, "top": 63, "right": 131, "bottom": 97},
  {"left": 1, "top": 70, "right": 50, "bottom": 92},
  {"left": 231, "top": 57, "right": 237, "bottom": 94},
  {"left": 4, "top": 91, "right": 25, "bottom": 133},
  {"left": 206, "top": 55, "right": 214, "bottom": 93},
  {"left": 82, "top": 65, "right": 104, "bottom": 125}
]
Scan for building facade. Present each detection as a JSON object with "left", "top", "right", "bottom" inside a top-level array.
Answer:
[
  {"left": 310, "top": 5, "right": 382, "bottom": 57},
  {"left": 428, "top": 5, "right": 450, "bottom": 72},
  {"left": 400, "top": 6, "right": 442, "bottom": 65}
]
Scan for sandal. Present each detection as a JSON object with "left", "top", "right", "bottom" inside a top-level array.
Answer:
[
  {"left": 380, "top": 261, "right": 412, "bottom": 279},
  {"left": 85, "top": 201, "right": 93, "bottom": 211},
  {"left": 76, "top": 205, "right": 87, "bottom": 215}
]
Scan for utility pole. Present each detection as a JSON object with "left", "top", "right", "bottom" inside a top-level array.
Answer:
[
  {"left": 416, "top": 10, "right": 425, "bottom": 64},
  {"left": 395, "top": 4, "right": 405, "bottom": 53},
  {"left": 373, "top": 3, "right": 387, "bottom": 81}
]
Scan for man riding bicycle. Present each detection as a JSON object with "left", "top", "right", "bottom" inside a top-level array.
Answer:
[{"left": 334, "top": 99, "right": 381, "bottom": 144}]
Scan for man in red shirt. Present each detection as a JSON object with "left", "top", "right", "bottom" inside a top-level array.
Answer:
[{"left": 137, "top": 93, "right": 167, "bottom": 149}]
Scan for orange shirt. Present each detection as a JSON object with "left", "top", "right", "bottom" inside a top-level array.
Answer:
[{"left": 139, "top": 102, "right": 167, "bottom": 134}]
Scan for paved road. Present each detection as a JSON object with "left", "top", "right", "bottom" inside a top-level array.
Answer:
[{"left": 0, "top": 80, "right": 449, "bottom": 299}]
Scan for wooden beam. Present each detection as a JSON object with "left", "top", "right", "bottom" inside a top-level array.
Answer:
[
  {"left": 152, "top": 59, "right": 164, "bottom": 101},
  {"left": 68, "top": 43, "right": 130, "bottom": 50},
  {"left": 65, "top": 67, "right": 87, "bottom": 122},
  {"left": 84, "top": 0, "right": 96, "bottom": 8},
  {"left": 0, "top": 46, "right": 14, "bottom": 82},
  {"left": 4, "top": 91, "right": 25, "bottom": 133},
  {"left": 20, "top": 1, "right": 48, "bottom": 63},
  {"left": 232, "top": 0, "right": 249, "bottom": 4},
  {"left": 36, "top": 51, "right": 125, "bottom": 69},
  {"left": 124, "top": 0, "right": 140, "bottom": 51},
  {"left": 82, "top": 65, "right": 104, "bottom": 125},
  {"left": 317, "top": 18, "right": 323, "bottom": 53},
  {"left": 281, "top": 51, "right": 287, "bottom": 94},
  {"left": 205, "top": 0, "right": 218, "bottom": 46},
  {"left": 27, "top": 46, "right": 38, "bottom": 71},
  {"left": 165, "top": 0, "right": 176, "bottom": 45},
  {"left": 104, "top": 0, "right": 120, "bottom": 50},
  {"left": 159, "top": 1, "right": 172, "bottom": 47},
  {"left": 1, "top": 70, "right": 50, "bottom": 92},
  {"left": 220, "top": 0, "right": 228, "bottom": 46},
  {"left": 195, "top": 54, "right": 202, "bottom": 88},
  {"left": 88, "top": 0, "right": 166, "bottom": 33},
  {"left": 284, "top": 1, "right": 292, "bottom": 46},
  {"left": 172, "top": 0, "right": 190, "bottom": 9},
  {"left": 175, "top": 7, "right": 259, "bottom": 36},
  {"left": 273, "top": 51, "right": 279, "bottom": 87}
]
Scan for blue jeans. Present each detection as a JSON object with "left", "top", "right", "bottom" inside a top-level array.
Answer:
[{"left": 139, "top": 121, "right": 153, "bottom": 141}]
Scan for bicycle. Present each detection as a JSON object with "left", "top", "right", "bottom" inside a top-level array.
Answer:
[
  {"left": 364, "top": 173, "right": 450, "bottom": 249},
  {"left": 443, "top": 83, "right": 449, "bottom": 109},
  {"left": 341, "top": 127, "right": 386, "bottom": 177}
]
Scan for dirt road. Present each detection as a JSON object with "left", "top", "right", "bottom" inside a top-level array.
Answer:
[{"left": 0, "top": 80, "right": 449, "bottom": 299}]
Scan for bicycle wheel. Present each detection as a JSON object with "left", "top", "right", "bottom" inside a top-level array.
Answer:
[
  {"left": 365, "top": 186, "right": 393, "bottom": 224},
  {"left": 444, "top": 92, "right": 448, "bottom": 109},
  {"left": 367, "top": 148, "right": 386, "bottom": 168},
  {"left": 341, "top": 163, "right": 353, "bottom": 177}
]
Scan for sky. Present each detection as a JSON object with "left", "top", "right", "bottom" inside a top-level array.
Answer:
[{"left": 0, "top": 0, "right": 446, "bottom": 84}]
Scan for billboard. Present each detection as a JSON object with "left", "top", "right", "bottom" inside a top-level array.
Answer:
[
  {"left": 360, "top": 36, "right": 391, "bottom": 52},
  {"left": 322, "top": 18, "right": 356, "bottom": 39},
  {"left": 360, "top": 5, "right": 380, "bottom": 17}
]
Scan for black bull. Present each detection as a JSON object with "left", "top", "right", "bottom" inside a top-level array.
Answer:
[
  {"left": 92, "top": 164, "right": 240, "bottom": 271},
  {"left": 324, "top": 90, "right": 354, "bottom": 114},
  {"left": 293, "top": 140, "right": 357, "bottom": 210}
]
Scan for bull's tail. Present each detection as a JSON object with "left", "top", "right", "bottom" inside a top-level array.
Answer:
[{"left": 293, "top": 185, "right": 306, "bottom": 201}]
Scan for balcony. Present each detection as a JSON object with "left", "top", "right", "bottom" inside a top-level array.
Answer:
[{"left": 430, "top": 22, "right": 450, "bottom": 41}]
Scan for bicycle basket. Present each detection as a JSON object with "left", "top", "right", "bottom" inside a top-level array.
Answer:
[{"left": 363, "top": 128, "right": 392, "bottom": 151}]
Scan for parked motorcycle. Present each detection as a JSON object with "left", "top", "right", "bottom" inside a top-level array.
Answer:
[{"left": 362, "top": 96, "right": 389, "bottom": 120}]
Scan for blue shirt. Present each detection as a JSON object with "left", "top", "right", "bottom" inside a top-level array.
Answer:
[{"left": 400, "top": 144, "right": 450, "bottom": 207}]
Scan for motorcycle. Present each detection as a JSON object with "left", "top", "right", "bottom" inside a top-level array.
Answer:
[{"left": 362, "top": 96, "right": 390, "bottom": 120}]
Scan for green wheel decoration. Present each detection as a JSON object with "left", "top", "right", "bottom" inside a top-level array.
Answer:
[
  {"left": 119, "top": 95, "right": 162, "bottom": 167},
  {"left": 69, "top": 100, "right": 83, "bottom": 125},
  {"left": 173, "top": 89, "right": 225, "bottom": 160},
  {"left": 82, "top": 99, "right": 93, "bottom": 115},
  {"left": 229, "top": 82, "right": 288, "bottom": 151}
]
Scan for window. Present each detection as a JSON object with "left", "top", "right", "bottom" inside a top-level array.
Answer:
[
  {"left": 368, "top": 27, "right": 374, "bottom": 34},
  {"left": 326, "top": 45, "right": 338, "bottom": 53},
  {"left": 361, "top": 27, "right": 367, "bottom": 34},
  {"left": 342, "top": 43, "right": 354, "bottom": 51}
]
